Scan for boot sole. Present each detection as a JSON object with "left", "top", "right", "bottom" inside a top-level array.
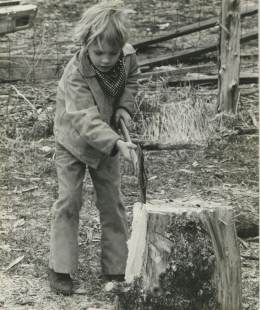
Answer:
[{"left": 50, "top": 285, "right": 73, "bottom": 296}]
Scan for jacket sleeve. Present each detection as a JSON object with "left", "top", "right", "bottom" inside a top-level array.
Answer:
[
  {"left": 63, "top": 72, "right": 121, "bottom": 155},
  {"left": 117, "top": 53, "right": 140, "bottom": 116}
]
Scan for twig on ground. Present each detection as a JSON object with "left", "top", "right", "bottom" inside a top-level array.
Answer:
[
  {"left": 235, "top": 127, "right": 258, "bottom": 135},
  {"left": 241, "top": 255, "right": 258, "bottom": 261},
  {"left": 238, "top": 237, "right": 248, "bottom": 249},
  {"left": 4, "top": 255, "right": 24, "bottom": 272},
  {"left": 245, "top": 236, "right": 259, "bottom": 243},
  {"left": 14, "top": 186, "right": 38, "bottom": 194},
  {"left": 10, "top": 85, "right": 37, "bottom": 112},
  {"left": 248, "top": 110, "right": 258, "bottom": 128}
]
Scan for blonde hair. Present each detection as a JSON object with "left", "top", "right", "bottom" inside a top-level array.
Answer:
[{"left": 74, "top": 0, "right": 131, "bottom": 49}]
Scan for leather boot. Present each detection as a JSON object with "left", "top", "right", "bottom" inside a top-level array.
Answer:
[
  {"left": 48, "top": 268, "right": 73, "bottom": 295},
  {"left": 103, "top": 274, "right": 125, "bottom": 282}
]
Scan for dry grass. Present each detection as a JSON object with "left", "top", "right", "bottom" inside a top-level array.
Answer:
[
  {"left": 134, "top": 81, "right": 218, "bottom": 145},
  {"left": 0, "top": 82, "right": 258, "bottom": 310}
]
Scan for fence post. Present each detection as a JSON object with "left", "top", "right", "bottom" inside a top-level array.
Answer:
[{"left": 218, "top": 0, "right": 241, "bottom": 113}]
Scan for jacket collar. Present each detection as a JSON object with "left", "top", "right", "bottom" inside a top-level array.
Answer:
[
  {"left": 78, "top": 46, "right": 95, "bottom": 78},
  {"left": 78, "top": 43, "right": 136, "bottom": 78}
]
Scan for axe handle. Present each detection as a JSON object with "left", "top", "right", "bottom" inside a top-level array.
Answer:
[
  {"left": 119, "top": 118, "right": 132, "bottom": 143},
  {"left": 119, "top": 118, "right": 138, "bottom": 174},
  {"left": 119, "top": 118, "right": 147, "bottom": 204}
]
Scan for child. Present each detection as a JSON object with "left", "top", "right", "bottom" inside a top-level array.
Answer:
[{"left": 48, "top": 1, "right": 139, "bottom": 295}]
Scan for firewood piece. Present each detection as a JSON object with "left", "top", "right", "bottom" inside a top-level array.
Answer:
[{"left": 116, "top": 198, "right": 242, "bottom": 310}]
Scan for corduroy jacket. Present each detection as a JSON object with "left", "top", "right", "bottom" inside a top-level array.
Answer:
[{"left": 54, "top": 43, "right": 139, "bottom": 168}]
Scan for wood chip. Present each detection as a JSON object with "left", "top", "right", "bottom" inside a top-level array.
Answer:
[
  {"left": 74, "top": 287, "right": 88, "bottom": 295},
  {"left": 4, "top": 255, "right": 24, "bottom": 272}
]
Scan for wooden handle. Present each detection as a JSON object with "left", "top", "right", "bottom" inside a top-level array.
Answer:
[
  {"left": 119, "top": 118, "right": 147, "bottom": 203},
  {"left": 119, "top": 118, "right": 138, "bottom": 174},
  {"left": 119, "top": 118, "right": 132, "bottom": 143}
]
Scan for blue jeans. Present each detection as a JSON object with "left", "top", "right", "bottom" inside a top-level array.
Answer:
[{"left": 49, "top": 143, "right": 128, "bottom": 275}]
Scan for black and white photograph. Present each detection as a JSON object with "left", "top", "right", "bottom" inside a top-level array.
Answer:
[{"left": 0, "top": 0, "right": 258, "bottom": 309}]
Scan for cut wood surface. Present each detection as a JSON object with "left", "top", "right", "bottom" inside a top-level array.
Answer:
[
  {"left": 133, "top": 7, "right": 257, "bottom": 50},
  {"left": 118, "top": 198, "right": 242, "bottom": 310}
]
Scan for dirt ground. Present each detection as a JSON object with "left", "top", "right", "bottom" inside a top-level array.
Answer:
[{"left": 0, "top": 0, "right": 259, "bottom": 309}]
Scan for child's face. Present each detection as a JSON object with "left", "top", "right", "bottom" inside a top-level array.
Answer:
[{"left": 88, "top": 40, "right": 121, "bottom": 73}]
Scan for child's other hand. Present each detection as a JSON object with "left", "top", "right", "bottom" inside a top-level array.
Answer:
[
  {"left": 116, "top": 140, "right": 138, "bottom": 175},
  {"left": 115, "top": 108, "right": 132, "bottom": 129}
]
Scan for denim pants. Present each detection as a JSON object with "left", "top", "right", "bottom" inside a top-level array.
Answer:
[{"left": 49, "top": 143, "right": 128, "bottom": 275}]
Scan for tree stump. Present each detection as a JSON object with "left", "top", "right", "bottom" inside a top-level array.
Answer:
[{"left": 116, "top": 197, "right": 241, "bottom": 310}]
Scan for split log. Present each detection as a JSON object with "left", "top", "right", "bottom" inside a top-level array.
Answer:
[
  {"left": 133, "top": 7, "right": 257, "bottom": 51},
  {"left": 218, "top": 0, "right": 241, "bottom": 113},
  {"left": 116, "top": 198, "right": 242, "bottom": 310}
]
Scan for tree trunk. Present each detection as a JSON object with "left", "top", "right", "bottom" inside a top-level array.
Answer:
[
  {"left": 218, "top": 0, "right": 241, "bottom": 113},
  {"left": 116, "top": 198, "right": 242, "bottom": 310}
]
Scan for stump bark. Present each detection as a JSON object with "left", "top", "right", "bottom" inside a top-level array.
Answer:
[{"left": 117, "top": 198, "right": 241, "bottom": 310}]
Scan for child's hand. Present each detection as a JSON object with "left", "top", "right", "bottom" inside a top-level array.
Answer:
[
  {"left": 116, "top": 140, "right": 138, "bottom": 175},
  {"left": 115, "top": 108, "right": 132, "bottom": 129}
]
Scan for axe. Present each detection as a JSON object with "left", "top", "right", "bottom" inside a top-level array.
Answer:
[{"left": 119, "top": 118, "right": 147, "bottom": 204}]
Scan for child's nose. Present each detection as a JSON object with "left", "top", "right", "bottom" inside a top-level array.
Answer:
[{"left": 101, "top": 55, "right": 111, "bottom": 64}]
